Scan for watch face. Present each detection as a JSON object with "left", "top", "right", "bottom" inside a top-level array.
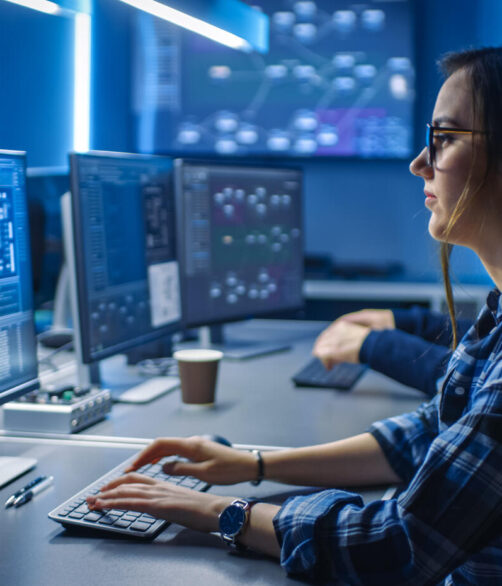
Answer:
[{"left": 219, "top": 504, "right": 246, "bottom": 537}]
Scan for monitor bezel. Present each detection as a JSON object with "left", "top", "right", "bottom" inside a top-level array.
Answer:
[
  {"left": 68, "top": 150, "right": 182, "bottom": 365},
  {"left": 174, "top": 157, "right": 305, "bottom": 329},
  {"left": 0, "top": 149, "right": 40, "bottom": 405}
]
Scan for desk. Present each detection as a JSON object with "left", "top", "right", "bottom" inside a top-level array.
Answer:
[{"left": 0, "top": 320, "right": 424, "bottom": 585}]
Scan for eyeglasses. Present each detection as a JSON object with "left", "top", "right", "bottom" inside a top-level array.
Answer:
[{"left": 425, "top": 123, "right": 474, "bottom": 166}]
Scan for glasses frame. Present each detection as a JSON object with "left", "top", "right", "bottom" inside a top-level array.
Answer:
[{"left": 426, "top": 123, "right": 474, "bottom": 166}]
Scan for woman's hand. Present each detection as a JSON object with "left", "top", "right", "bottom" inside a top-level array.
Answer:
[
  {"left": 338, "top": 308, "right": 395, "bottom": 330},
  {"left": 86, "top": 473, "right": 232, "bottom": 533},
  {"left": 125, "top": 436, "right": 258, "bottom": 485},
  {"left": 313, "top": 319, "right": 370, "bottom": 370}
]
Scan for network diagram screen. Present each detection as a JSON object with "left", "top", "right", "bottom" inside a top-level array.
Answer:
[
  {"left": 134, "top": 0, "right": 414, "bottom": 159},
  {"left": 0, "top": 153, "right": 38, "bottom": 402},
  {"left": 175, "top": 161, "right": 304, "bottom": 327},
  {"left": 70, "top": 154, "right": 181, "bottom": 362}
]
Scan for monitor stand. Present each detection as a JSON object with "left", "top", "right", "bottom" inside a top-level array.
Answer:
[
  {"left": 198, "top": 324, "right": 291, "bottom": 360},
  {"left": 77, "top": 351, "right": 180, "bottom": 404}
]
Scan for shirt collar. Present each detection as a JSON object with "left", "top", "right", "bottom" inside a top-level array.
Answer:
[{"left": 486, "top": 289, "right": 502, "bottom": 324}]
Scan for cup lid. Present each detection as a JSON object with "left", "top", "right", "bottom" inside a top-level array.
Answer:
[{"left": 173, "top": 349, "right": 224, "bottom": 362}]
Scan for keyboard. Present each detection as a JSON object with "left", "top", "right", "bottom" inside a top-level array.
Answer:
[
  {"left": 292, "top": 358, "right": 366, "bottom": 391},
  {"left": 114, "top": 376, "right": 180, "bottom": 403},
  {"left": 48, "top": 453, "right": 209, "bottom": 539}
]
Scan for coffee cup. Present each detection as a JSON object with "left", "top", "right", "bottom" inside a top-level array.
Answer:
[{"left": 173, "top": 349, "right": 223, "bottom": 406}]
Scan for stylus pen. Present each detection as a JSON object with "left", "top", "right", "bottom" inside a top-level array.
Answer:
[
  {"left": 4, "top": 475, "right": 48, "bottom": 509},
  {"left": 13, "top": 476, "right": 54, "bottom": 508}
]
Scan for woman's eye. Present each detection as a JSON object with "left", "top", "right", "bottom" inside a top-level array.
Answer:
[{"left": 434, "top": 133, "right": 453, "bottom": 146}]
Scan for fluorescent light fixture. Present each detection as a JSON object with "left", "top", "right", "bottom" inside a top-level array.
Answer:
[
  {"left": 3, "top": 0, "right": 60, "bottom": 14},
  {"left": 119, "top": 0, "right": 269, "bottom": 53},
  {"left": 73, "top": 11, "right": 91, "bottom": 152}
]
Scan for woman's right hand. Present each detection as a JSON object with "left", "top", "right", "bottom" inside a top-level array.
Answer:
[{"left": 125, "top": 436, "right": 258, "bottom": 485}]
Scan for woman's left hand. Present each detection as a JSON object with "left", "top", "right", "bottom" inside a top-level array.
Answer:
[{"left": 86, "top": 473, "right": 233, "bottom": 533}]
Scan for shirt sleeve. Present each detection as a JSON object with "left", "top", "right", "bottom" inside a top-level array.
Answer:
[
  {"left": 392, "top": 307, "right": 471, "bottom": 346},
  {"left": 360, "top": 329, "right": 450, "bottom": 396},
  {"left": 368, "top": 394, "right": 440, "bottom": 482},
  {"left": 273, "top": 393, "right": 502, "bottom": 584}
]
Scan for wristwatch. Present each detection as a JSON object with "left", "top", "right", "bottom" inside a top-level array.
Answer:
[{"left": 218, "top": 498, "right": 255, "bottom": 549}]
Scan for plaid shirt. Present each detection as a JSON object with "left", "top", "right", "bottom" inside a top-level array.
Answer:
[{"left": 274, "top": 289, "right": 502, "bottom": 585}]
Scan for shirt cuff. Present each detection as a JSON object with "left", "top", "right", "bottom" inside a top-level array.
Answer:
[{"left": 273, "top": 489, "right": 364, "bottom": 579}]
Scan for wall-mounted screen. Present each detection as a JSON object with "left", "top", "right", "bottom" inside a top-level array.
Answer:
[{"left": 133, "top": 0, "right": 415, "bottom": 159}]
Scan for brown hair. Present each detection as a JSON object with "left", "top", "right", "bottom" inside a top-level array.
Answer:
[{"left": 437, "top": 47, "right": 502, "bottom": 347}]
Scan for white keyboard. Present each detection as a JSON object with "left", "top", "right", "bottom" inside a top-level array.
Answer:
[{"left": 115, "top": 376, "right": 180, "bottom": 404}]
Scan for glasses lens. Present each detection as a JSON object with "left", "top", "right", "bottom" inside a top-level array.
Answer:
[{"left": 426, "top": 124, "right": 434, "bottom": 166}]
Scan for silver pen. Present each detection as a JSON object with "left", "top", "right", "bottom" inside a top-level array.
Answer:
[
  {"left": 5, "top": 475, "right": 47, "bottom": 509},
  {"left": 13, "top": 476, "right": 54, "bottom": 507}
]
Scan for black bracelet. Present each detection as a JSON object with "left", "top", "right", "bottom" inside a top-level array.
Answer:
[{"left": 250, "top": 449, "right": 264, "bottom": 486}]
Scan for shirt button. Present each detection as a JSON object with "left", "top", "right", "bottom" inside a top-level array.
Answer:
[{"left": 454, "top": 387, "right": 465, "bottom": 396}]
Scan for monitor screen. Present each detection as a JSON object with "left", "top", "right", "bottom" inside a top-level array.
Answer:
[
  {"left": 175, "top": 160, "right": 303, "bottom": 328},
  {"left": 69, "top": 152, "right": 181, "bottom": 364},
  {"left": 26, "top": 167, "right": 69, "bottom": 308},
  {"left": 0, "top": 151, "right": 38, "bottom": 405},
  {"left": 134, "top": 0, "right": 415, "bottom": 159}
]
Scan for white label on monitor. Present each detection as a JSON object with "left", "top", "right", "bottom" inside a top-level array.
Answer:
[{"left": 148, "top": 261, "right": 181, "bottom": 327}]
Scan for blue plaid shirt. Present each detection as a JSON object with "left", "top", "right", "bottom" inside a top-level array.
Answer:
[{"left": 274, "top": 289, "right": 502, "bottom": 585}]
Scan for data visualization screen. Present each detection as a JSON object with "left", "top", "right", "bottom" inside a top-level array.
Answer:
[
  {"left": 134, "top": 0, "right": 414, "bottom": 159},
  {"left": 175, "top": 161, "right": 303, "bottom": 327},
  {"left": 70, "top": 153, "right": 181, "bottom": 363},
  {"left": 0, "top": 152, "right": 38, "bottom": 403}
]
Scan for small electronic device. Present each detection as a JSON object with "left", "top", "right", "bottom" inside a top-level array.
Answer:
[
  {"left": 49, "top": 453, "right": 209, "bottom": 539},
  {"left": 2, "top": 386, "right": 112, "bottom": 433},
  {"left": 292, "top": 358, "right": 367, "bottom": 391},
  {"left": 175, "top": 160, "right": 304, "bottom": 358}
]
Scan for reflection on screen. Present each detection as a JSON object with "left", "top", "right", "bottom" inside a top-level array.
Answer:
[
  {"left": 176, "top": 161, "right": 303, "bottom": 327},
  {"left": 0, "top": 153, "right": 38, "bottom": 403},
  {"left": 134, "top": 0, "right": 414, "bottom": 158}
]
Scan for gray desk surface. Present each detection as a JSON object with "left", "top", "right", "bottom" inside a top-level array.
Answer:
[{"left": 0, "top": 320, "right": 425, "bottom": 585}]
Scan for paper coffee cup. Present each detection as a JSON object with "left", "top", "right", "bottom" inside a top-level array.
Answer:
[{"left": 173, "top": 349, "right": 223, "bottom": 406}]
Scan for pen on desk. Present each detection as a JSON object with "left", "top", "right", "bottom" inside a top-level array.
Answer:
[
  {"left": 13, "top": 476, "right": 54, "bottom": 508},
  {"left": 4, "top": 475, "right": 48, "bottom": 509}
]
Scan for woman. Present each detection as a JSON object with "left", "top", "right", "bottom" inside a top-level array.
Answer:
[{"left": 88, "top": 47, "right": 502, "bottom": 584}]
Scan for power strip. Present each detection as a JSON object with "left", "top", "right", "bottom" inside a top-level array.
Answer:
[{"left": 2, "top": 387, "right": 113, "bottom": 434}]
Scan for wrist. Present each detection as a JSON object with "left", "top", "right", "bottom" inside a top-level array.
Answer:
[{"left": 205, "top": 495, "right": 235, "bottom": 533}]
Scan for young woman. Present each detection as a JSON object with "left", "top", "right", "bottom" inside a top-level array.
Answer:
[{"left": 88, "top": 47, "right": 502, "bottom": 584}]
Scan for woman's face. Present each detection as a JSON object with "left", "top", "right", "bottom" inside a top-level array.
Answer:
[{"left": 409, "top": 68, "right": 487, "bottom": 249}]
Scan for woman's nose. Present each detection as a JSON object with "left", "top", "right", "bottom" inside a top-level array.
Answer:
[{"left": 409, "top": 146, "right": 433, "bottom": 178}]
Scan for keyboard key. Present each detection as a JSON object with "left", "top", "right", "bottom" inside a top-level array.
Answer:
[
  {"left": 84, "top": 512, "right": 103, "bottom": 522},
  {"left": 99, "top": 515, "right": 119, "bottom": 525},
  {"left": 114, "top": 519, "right": 132, "bottom": 528},
  {"left": 130, "top": 521, "right": 152, "bottom": 532}
]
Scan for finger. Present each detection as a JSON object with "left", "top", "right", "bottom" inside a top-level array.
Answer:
[
  {"left": 88, "top": 483, "right": 158, "bottom": 505},
  {"left": 101, "top": 473, "right": 158, "bottom": 491},
  {"left": 126, "top": 438, "right": 195, "bottom": 471},
  {"left": 88, "top": 496, "right": 153, "bottom": 513},
  {"left": 162, "top": 459, "right": 206, "bottom": 478}
]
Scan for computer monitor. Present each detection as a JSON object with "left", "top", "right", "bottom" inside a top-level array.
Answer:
[
  {"left": 175, "top": 160, "right": 304, "bottom": 358},
  {"left": 63, "top": 151, "right": 182, "bottom": 392},
  {"left": 0, "top": 150, "right": 40, "bottom": 485},
  {"left": 26, "top": 167, "right": 69, "bottom": 310},
  {"left": 134, "top": 0, "right": 415, "bottom": 159}
]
